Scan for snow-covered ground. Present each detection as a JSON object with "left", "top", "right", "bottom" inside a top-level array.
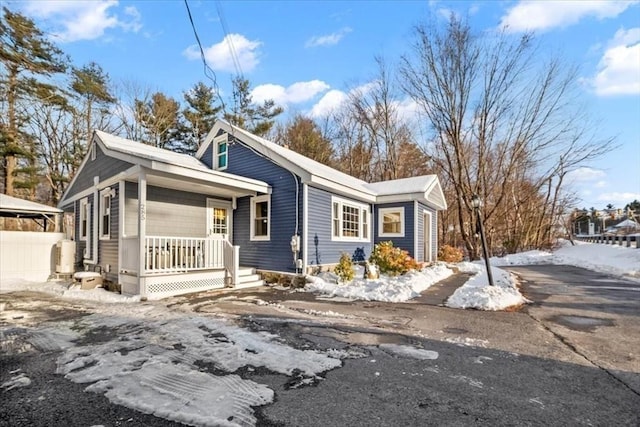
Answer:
[{"left": 305, "top": 240, "right": 640, "bottom": 311}]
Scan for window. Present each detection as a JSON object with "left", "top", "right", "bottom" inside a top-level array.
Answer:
[
  {"left": 99, "top": 189, "right": 111, "bottom": 240},
  {"left": 250, "top": 195, "right": 270, "bottom": 241},
  {"left": 91, "top": 142, "right": 96, "bottom": 161},
  {"left": 331, "top": 197, "right": 370, "bottom": 242},
  {"left": 79, "top": 198, "right": 90, "bottom": 241},
  {"left": 379, "top": 207, "right": 405, "bottom": 237},
  {"left": 214, "top": 135, "right": 228, "bottom": 170}
]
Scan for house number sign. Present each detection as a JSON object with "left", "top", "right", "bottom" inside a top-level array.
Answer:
[{"left": 140, "top": 204, "right": 146, "bottom": 220}]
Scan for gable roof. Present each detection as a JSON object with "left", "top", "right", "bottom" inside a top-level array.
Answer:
[
  {"left": 58, "top": 130, "right": 270, "bottom": 207},
  {"left": 197, "top": 120, "right": 447, "bottom": 209}
]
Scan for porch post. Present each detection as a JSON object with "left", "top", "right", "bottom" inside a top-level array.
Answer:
[{"left": 138, "top": 170, "right": 147, "bottom": 298}]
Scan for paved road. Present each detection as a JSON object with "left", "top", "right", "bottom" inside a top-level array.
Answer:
[
  {"left": 1, "top": 265, "right": 639, "bottom": 426},
  {"left": 507, "top": 264, "right": 640, "bottom": 394}
]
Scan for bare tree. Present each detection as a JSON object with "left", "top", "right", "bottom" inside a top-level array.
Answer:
[{"left": 400, "top": 16, "right": 614, "bottom": 259}]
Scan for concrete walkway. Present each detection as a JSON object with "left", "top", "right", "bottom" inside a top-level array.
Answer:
[{"left": 409, "top": 272, "right": 471, "bottom": 306}]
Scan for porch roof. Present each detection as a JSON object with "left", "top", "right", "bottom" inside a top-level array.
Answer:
[{"left": 0, "top": 194, "right": 62, "bottom": 218}]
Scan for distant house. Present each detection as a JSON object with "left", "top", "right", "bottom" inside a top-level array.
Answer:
[{"left": 57, "top": 120, "right": 446, "bottom": 299}]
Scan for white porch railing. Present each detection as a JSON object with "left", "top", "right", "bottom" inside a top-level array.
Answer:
[
  {"left": 141, "top": 236, "right": 240, "bottom": 283},
  {"left": 222, "top": 239, "right": 240, "bottom": 286}
]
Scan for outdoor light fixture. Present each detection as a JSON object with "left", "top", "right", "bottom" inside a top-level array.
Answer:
[{"left": 471, "top": 195, "right": 494, "bottom": 287}]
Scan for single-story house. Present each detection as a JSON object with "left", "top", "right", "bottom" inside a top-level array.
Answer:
[{"left": 57, "top": 120, "right": 446, "bottom": 299}]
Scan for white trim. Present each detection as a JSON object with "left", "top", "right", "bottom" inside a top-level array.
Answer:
[
  {"left": 99, "top": 188, "right": 111, "bottom": 240},
  {"left": 118, "top": 180, "right": 125, "bottom": 284},
  {"left": 330, "top": 196, "right": 371, "bottom": 243},
  {"left": 250, "top": 194, "right": 271, "bottom": 241},
  {"left": 138, "top": 170, "right": 147, "bottom": 297},
  {"left": 214, "top": 134, "right": 228, "bottom": 171},
  {"left": 414, "top": 201, "right": 419, "bottom": 261},
  {"left": 378, "top": 207, "right": 405, "bottom": 238}
]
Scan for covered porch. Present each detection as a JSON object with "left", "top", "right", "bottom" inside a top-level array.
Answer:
[{"left": 116, "top": 163, "right": 270, "bottom": 299}]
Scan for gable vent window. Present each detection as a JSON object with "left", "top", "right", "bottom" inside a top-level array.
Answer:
[
  {"left": 331, "top": 196, "right": 370, "bottom": 242},
  {"left": 214, "top": 135, "right": 228, "bottom": 170}
]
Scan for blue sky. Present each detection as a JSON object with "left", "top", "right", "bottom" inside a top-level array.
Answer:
[{"left": 7, "top": 0, "right": 640, "bottom": 210}]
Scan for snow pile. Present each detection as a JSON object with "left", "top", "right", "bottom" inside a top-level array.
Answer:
[
  {"left": 549, "top": 240, "right": 640, "bottom": 278},
  {"left": 379, "top": 343, "right": 439, "bottom": 360},
  {"left": 54, "top": 306, "right": 343, "bottom": 426},
  {"left": 490, "top": 250, "right": 552, "bottom": 266},
  {"left": 0, "top": 278, "right": 140, "bottom": 303},
  {"left": 305, "top": 263, "right": 454, "bottom": 302},
  {"left": 446, "top": 262, "right": 529, "bottom": 311},
  {"left": 1, "top": 372, "right": 31, "bottom": 391}
]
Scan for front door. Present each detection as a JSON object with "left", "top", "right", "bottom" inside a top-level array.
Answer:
[
  {"left": 206, "top": 199, "right": 232, "bottom": 268},
  {"left": 423, "top": 212, "right": 432, "bottom": 263},
  {"left": 206, "top": 199, "right": 232, "bottom": 240}
]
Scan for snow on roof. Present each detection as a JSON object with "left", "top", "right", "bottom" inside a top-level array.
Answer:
[
  {"left": 218, "top": 123, "right": 373, "bottom": 195},
  {"left": 365, "top": 175, "right": 437, "bottom": 195},
  {"left": 614, "top": 219, "right": 640, "bottom": 228},
  {"left": 0, "top": 194, "right": 62, "bottom": 215},
  {"left": 95, "top": 130, "right": 210, "bottom": 173}
]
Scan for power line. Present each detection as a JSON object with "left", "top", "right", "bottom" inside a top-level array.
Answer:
[
  {"left": 215, "top": 1, "right": 243, "bottom": 79},
  {"left": 183, "top": 0, "right": 227, "bottom": 117}
]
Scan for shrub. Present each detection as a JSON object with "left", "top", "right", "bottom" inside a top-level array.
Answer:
[
  {"left": 334, "top": 253, "right": 355, "bottom": 283},
  {"left": 369, "top": 241, "right": 419, "bottom": 276},
  {"left": 437, "top": 245, "right": 463, "bottom": 263}
]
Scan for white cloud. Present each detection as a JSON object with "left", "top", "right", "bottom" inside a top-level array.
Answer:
[
  {"left": 597, "top": 192, "right": 640, "bottom": 203},
  {"left": 500, "top": 1, "right": 637, "bottom": 33},
  {"left": 251, "top": 80, "right": 330, "bottom": 106},
  {"left": 310, "top": 90, "right": 348, "bottom": 117},
  {"left": 184, "top": 34, "right": 261, "bottom": 73},
  {"left": 595, "top": 180, "right": 608, "bottom": 188},
  {"left": 567, "top": 167, "right": 607, "bottom": 182},
  {"left": 589, "top": 28, "right": 640, "bottom": 96},
  {"left": 305, "top": 27, "right": 352, "bottom": 48},
  {"left": 23, "top": 0, "right": 142, "bottom": 42}
]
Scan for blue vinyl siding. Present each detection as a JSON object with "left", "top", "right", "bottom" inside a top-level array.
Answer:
[
  {"left": 307, "top": 186, "right": 373, "bottom": 268},
  {"left": 65, "top": 144, "right": 133, "bottom": 199},
  {"left": 225, "top": 140, "right": 303, "bottom": 272},
  {"left": 374, "top": 202, "right": 415, "bottom": 258}
]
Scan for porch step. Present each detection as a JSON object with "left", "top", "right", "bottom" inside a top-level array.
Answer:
[{"left": 235, "top": 266, "right": 264, "bottom": 289}]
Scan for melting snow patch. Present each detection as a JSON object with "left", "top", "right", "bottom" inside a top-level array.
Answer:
[
  {"left": 379, "top": 343, "right": 439, "bottom": 360},
  {"left": 54, "top": 310, "right": 345, "bottom": 426},
  {"left": 1, "top": 372, "right": 31, "bottom": 391}
]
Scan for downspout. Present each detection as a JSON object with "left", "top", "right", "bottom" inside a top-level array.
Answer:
[{"left": 302, "top": 183, "right": 309, "bottom": 274}]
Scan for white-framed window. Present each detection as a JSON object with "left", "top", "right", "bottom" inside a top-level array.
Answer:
[
  {"left": 379, "top": 207, "right": 405, "bottom": 237},
  {"left": 91, "top": 142, "right": 96, "bottom": 161},
  {"left": 331, "top": 196, "right": 371, "bottom": 242},
  {"left": 250, "top": 195, "right": 270, "bottom": 241},
  {"left": 99, "top": 189, "right": 111, "bottom": 240},
  {"left": 214, "top": 134, "right": 228, "bottom": 170},
  {"left": 79, "top": 198, "right": 90, "bottom": 241}
]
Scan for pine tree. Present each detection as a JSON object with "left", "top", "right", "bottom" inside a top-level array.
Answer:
[
  {"left": 0, "top": 7, "right": 66, "bottom": 197},
  {"left": 224, "top": 76, "right": 283, "bottom": 137},
  {"left": 180, "top": 82, "right": 221, "bottom": 154},
  {"left": 275, "top": 115, "right": 334, "bottom": 165}
]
